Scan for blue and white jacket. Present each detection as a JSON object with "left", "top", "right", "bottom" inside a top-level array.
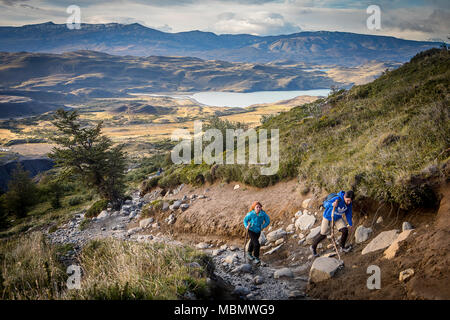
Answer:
[{"left": 323, "top": 191, "right": 353, "bottom": 226}]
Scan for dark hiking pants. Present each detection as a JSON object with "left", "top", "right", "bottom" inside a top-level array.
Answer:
[{"left": 248, "top": 230, "right": 261, "bottom": 258}]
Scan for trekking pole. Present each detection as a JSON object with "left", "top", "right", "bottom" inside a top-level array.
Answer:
[
  {"left": 331, "top": 206, "right": 342, "bottom": 261},
  {"left": 244, "top": 225, "right": 249, "bottom": 263}
]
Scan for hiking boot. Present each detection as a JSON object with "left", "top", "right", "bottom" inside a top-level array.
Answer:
[
  {"left": 253, "top": 257, "right": 261, "bottom": 265},
  {"left": 246, "top": 252, "right": 255, "bottom": 260},
  {"left": 309, "top": 245, "right": 319, "bottom": 257},
  {"left": 340, "top": 245, "right": 353, "bottom": 253}
]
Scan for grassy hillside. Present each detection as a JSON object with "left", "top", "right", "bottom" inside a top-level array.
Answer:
[{"left": 154, "top": 48, "right": 449, "bottom": 210}]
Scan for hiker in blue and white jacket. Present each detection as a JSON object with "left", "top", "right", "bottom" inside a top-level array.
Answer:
[{"left": 310, "top": 190, "right": 354, "bottom": 257}]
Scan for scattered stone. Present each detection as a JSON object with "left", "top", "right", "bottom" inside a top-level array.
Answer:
[
  {"left": 162, "top": 202, "right": 169, "bottom": 211},
  {"left": 253, "top": 276, "right": 264, "bottom": 285},
  {"left": 232, "top": 264, "right": 252, "bottom": 274},
  {"left": 302, "top": 198, "right": 312, "bottom": 209},
  {"left": 97, "top": 210, "right": 108, "bottom": 219},
  {"left": 402, "top": 222, "right": 414, "bottom": 232},
  {"left": 399, "top": 268, "right": 414, "bottom": 282},
  {"left": 101, "top": 227, "right": 106, "bottom": 231},
  {"left": 355, "top": 225, "right": 373, "bottom": 243},
  {"left": 127, "top": 227, "right": 142, "bottom": 236},
  {"left": 294, "top": 210, "right": 303, "bottom": 217},
  {"left": 212, "top": 249, "right": 224, "bottom": 256},
  {"left": 195, "top": 242, "right": 209, "bottom": 249},
  {"left": 376, "top": 216, "right": 383, "bottom": 224},
  {"left": 139, "top": 217, "right": 154, "bottom": 228},
  {"left": 317, "top": 243, "right": 323, "bottom": 249},
  {"left": 298, "top": 233, "right": 305, "bottom": 239},
  {"left": 224, "top": 253, "right": 239, "bottom": 264},
  {"left": 288, "top": 290, "right": 305, "bottom": 299},
  {"left": 180, "top": 203, "right": 190, "bottom": 211},
  {"left": 220, "top": 244, "right": 228, "bottom": 250},
  {"left": 229, "top": 245, "right": 239, "bottom": 251},
  {"left": 384, "top": 229, "right": 413, "bottom": 259},
  {"left": 298, "top": 239, "right": 305, "bottom": 245},
  {"left": 286, "top": 224, "right": 295, "bottom": 233},
  {"left": 274, "top": 238, "right": 285, "bottom": 246},
  {"left": 274, "top": 268, "right": 294, "bottom": 279},
  {"left": 295, "top": 213, "right": 316, "bottom": 231},
  {"left": 362, "top": 230, "right": 399, "bottom": 255},
  {"left": 306, "top": 226, "right": 321, "bottom": 243},
  {"left": 309, "top": 257, "right": 343, "bottom": 283},
  {"left": 266, "top": 228, "right": 287, "bottom": 242},
  {"left": 263, "top": 244, "right": 283, "bottom": 256},
  {"left": 259, "top": 232, "right": 267, "bottom": 246},
  {"left": 233, "top": 184, "right": 240, "bottom": 190},
  {"left": 233, "top": 286, "right": 250, "bottom": 296},
  {"left": 151, "top": 222, "right": 159, "bottom": 229}
]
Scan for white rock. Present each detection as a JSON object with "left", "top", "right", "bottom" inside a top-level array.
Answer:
[
  {"left": 224, "top": 253, "right": 239, "bottom": 264},
  {"left": 298, "top": 239, "right": 305, "bottom": 245},
  {"left": 402, "top": 222, "right": 414, "bottom": 232},
  {"left": 263, "top": 244, "right": 283, "bottom": 255},
  {"left": 220, "top": 244, "right": 228, "bottom": 250},
  {"left": 171, "top": 200, "right": 182, "bottom": 210},
  {"left": 274, "top": 238, "right": 285, "bottom": 246},
  {"left": 274, "top": 268, "right": 294, "bottom": 279},
  {"left": 302, "top": 198, "right": 312, "bottom": 209},
  {"left": 309, "top": 257, "right": 343, "bottom": 283},
  {"left": 212, "top": 249, "right": 224, "bottom": 256},
  {"left": 355, "top": 225, "right": 373, "bottom": 243},
  {"left": 376, "top": 216, "right": 383, "bottom": 224},
  {"left": 233, "top": 184, "right": 240, "bottom": 190},
  {"left": 266, "top": 228, "right": 287, "bottom": 242},
  {"left": 139, "top": 217, "right": 154, "bottom": 228},
  {"left": 195, "top": 242, "right": 209, "bottom": 249},
  {"left": 97, "top": 210, "right": 108, "bottom": 219},
  {"left": 362, "top": 230, "right": 400, "bottom": 255},
  {"left": 306, "top": 226, "right": 321, "bottom": 243},
  {"left": 232, "top": 264, "right": 252, "bottom": 274},
  {"left": 399, "top": 268, "right": 414, "bottom": 282},
  {"left": 286, "top": 224, "right": 295, "bottom": 233},
  {"left": 253, "top": 275, "right": 264, "bottom": 285},
  {"left": 229, "top": 245, "right": 239, "bottom": 251},
  {"left": 180, "top": 203, "right": 190, "bottom": 211},
  {"left": 295, "top": 214, "right": 316, "bottom": 231}
]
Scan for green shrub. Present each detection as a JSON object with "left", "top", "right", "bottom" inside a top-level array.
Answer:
[
  {"left": 85, "top": 199, "right": 108, "bottom": 218},
  {"left": 68, "top": 195, "right": 84, "bottom": 206}
]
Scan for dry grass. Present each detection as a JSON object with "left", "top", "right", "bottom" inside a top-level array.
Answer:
[{"left": 64, "top": 239, "right": 211, "bottom": 300}]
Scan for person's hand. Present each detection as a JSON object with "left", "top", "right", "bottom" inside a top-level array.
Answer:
[{"left": 333, "top": 199, "right": 339, "bottom": 208}]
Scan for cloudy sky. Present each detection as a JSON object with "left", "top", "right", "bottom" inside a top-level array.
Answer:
[{"left": 0, "top": 0, "right": 448, "bottom": 41}]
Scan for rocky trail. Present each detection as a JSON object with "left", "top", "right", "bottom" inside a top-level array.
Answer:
[{"left": 46, "top": 179, "right": 450, "bottom": 300}]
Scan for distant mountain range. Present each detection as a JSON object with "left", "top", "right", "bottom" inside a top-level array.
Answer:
[{"left": 0, "top": 22, "right": 440, "bottom": 66}]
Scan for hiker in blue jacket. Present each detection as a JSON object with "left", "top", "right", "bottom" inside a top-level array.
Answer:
[
  {"left": 243, "top": 201, "right": 270, "bottom": 264},
  {"left": 310, "top": 190, "right": 354, "bottom": 257}
]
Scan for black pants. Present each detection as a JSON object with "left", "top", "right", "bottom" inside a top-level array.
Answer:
[
  {"left": 248, "top": 230, "right": 261, "bottom": 258},
  {"left": 312, "top": 227, "right": 349, "bottom": 250}
]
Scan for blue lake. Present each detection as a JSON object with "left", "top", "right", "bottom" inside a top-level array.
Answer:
[{"left": 190, "top": 89, "right": 331, "bottom": 108}]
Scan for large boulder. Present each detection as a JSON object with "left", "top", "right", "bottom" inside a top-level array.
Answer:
[
  {"left": 295, "top": 213, "right": 316, "bottom": 230},
  {"left": 266, "top": 228, "right": 287, "bottom": 242},
  {"left": 362, "top": 230, "right": 399, "bottom": 255},
  {"left": 355, "top": 225, "right": 373, "bottom": 243},
  {"left": 384, "top": 229, "right": 413, "bottom": 259},
  {"left": 309, "top": 257, "right": 343, "bottom": 283}
]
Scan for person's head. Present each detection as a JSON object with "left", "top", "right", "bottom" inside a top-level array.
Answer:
[
  {"left": 344, "top": 190, "right": 354, "bottom": 205},
  {"left": 251, "top": 201, "right": 263, "bottom": 213}
]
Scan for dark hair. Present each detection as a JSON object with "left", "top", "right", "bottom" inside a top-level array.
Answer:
[{"left": 344, "top": 190, "right": 355, "bottom": 200}]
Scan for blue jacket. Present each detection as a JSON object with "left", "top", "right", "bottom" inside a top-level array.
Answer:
[
  {"left": 323, "top": 191, "right": 353, "bottom": 226},
  {"left": 243, "top": 210, "right": 270, "bottom": 233}
]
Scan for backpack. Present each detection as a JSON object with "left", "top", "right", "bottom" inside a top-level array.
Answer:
[{"left": 322, "top": 192, "right": 338, "bottom": 207}]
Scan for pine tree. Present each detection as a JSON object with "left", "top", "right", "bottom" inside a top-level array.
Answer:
[
  {"left": 3, "top": 163, "right": 39, "bottom": 218},
  {"left": 49, "top": 109, "right": 126, "bottom": 208}
]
